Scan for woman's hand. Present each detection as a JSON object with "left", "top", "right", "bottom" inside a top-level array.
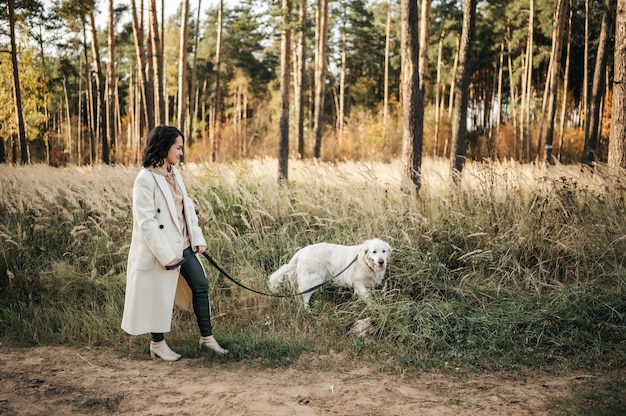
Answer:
[{"left": 195, "top": 245, "right": 206, "bottom": 254}]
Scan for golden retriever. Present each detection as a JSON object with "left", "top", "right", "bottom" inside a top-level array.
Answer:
[{"left": 268, "top": 239, "right": 392, "bottom": 309}]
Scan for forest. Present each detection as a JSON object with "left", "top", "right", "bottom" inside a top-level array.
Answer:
[
  {"left": 1, "top": 0, "right": 625, "bottom": 175},
  {"left": 2, "top": 2, "right": 626, "bottom": 411}
]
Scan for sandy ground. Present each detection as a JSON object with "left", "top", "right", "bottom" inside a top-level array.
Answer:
[{"left": 0, "top": 345, "right": 607, "bottom": 415}]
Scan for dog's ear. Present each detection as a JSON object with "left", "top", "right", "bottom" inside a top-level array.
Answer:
[{"left": 359, "top": 242, "right": 370, "bottom": 259}]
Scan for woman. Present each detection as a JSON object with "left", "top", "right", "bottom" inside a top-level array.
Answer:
[{"left": 121, "top": 125, "right": 228, "bottom": 361}]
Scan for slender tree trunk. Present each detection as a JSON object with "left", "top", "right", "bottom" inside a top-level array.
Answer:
[
  {"left": 296, "top": 0, "right": 307, "bottom": 159},
  {"left": 582, "top": 0, "right": 589, "bottom": 130},
  {"left": 78, "top": 71, "right": 82, "bottom": 165},
  {"left": 212, "top": 0, "right": 224, "bottom": 162},
  {"left": 582, "top": 0, "right": 617, "bottom": 164},
  {"left": 519, "top": 36, "right": 528, "bottom": 155},
  {"left": 144, "top": 0, "right": 155, "bottom": 139},
  {"left": 449, "top": 0, "right": 477, "bottom": 180},
  {"left": 537, "top": 37, "right": 556, "bottom": 156},
  {"left": 82, "top": 19, "right": 95, "bottom": 164},
  {"left": 338, "top": 24, "right": 346, "bottom": 147},
  {"left": 33, "top": 20, "right": 51, "bottom": 164},
  {"left": 608, "top": 0, "right": 626, "bottom": 168},
  {"left": 278, "top": 0, "right": 292, "bottom": 182},
  {"left": 400, "top": 0, "right": 422, "bottom": 194},
  {"left": 448, "top": 35, "right": 459, "bottom": 116},
  {"left": 558, "top": 0, "right": 573, "bottom": 162},
  {"left": 383, "top": 1, "right": 391, "bottom": 139},
  {"left": 544, "top": 0, "right": 569, "bottom": 163},
  {"left": 418, "top": 0, "right": 430, "bottom": 97},
  {"left": 7, "top": 0, "right": 28, "bottom": 164},
  {"left": 62, "top": 77, "right": 72, "bottom": 163},
  {"left": 507, "top": 31, "right": 519, "bottom": 158},
  {"left": 177, "top": 0, "right": 190, "bottom": 144},
  {"left": 496, "top": 40, "right": 504, "bottom": 136},
  {"left": 313, "top": 0, "right": 329, "bottom": 158},
  {"left": 434, "top": 30, "right": 444, "bottom": 156},
  {"left": 149, "top": 0, "right": 165, "bottom": 125},
  {"left": 88, "top": 11, "right": 108, "bottom": 164},
  {"left": 188, "top": 0, "right": 202, "bottom": 145},
  {"left": 108, "top": 0, "right": 116, "bottom": 162},
  {"left": 130, "top": 0, "right": 154, "bottom": 134},
  {"left": 522, "top": 0, "right": 535, "bottom": 162}
]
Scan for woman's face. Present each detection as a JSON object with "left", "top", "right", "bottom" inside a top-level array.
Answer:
[{"left": 165, "top": 135, "right": 184, "bottom": 165}]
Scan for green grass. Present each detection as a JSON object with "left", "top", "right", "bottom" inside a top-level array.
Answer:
[
  {"left": 548, "top": 373, "right": 626, "bottom": 416},
  {"left": 1, "top": 159, "right": 625, "bottom": 382}
]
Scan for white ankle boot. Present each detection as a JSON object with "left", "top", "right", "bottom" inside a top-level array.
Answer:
[
  {"left": 199, "top": 335, "right": 228, "bottom": 354},
  {"left": 150, "top": 340, "right": 182, "bottom": 361}
]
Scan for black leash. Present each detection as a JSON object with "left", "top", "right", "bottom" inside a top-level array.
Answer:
[{"left": 166, "top": 250, "right": 358, "bottom": 298}]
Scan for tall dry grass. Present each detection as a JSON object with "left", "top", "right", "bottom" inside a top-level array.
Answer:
[{"left": 1, "top": 159, "right": 625, "bottom": 371}]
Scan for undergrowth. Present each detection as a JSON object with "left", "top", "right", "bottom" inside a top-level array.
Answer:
[{"left": 0, "top": 159, "right": 625, "bottom": 380}]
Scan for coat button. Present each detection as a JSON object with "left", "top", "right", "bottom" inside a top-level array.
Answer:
[
  {"left": 157, "top": 208, "right": 161, "bottom": 213},
  {"left": 159, "top": 225, "right": 164, "bottom": 229}
]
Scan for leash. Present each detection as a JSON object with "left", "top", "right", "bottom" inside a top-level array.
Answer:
[{"left": 166, "top": 250, "right": 358, "bottom": 298}]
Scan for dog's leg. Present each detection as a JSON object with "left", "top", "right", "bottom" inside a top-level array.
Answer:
[
  {"left": 301, "top": 291, "right": 314, "bottom": 310},
  {"left": 296, "top": 260, "right": 325, "bottom": 310},
  {"left": 353, "top": 282, "right": 368, "bottom": 298},
  {"left": 353, "top": 283, "right": 375, "bottom": 306}
]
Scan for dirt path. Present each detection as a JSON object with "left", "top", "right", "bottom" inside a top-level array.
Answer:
[{"left": 0, "top": 345, "right": 600, "bottom": 415}]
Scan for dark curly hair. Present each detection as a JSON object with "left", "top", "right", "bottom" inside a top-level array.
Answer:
[{"left": 142, "top": 125, "right": 185, "bottom": 168}]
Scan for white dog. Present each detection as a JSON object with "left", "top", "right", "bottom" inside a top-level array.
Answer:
[{"left": 268, "top": 239, "right": 392, "bottom": 309}]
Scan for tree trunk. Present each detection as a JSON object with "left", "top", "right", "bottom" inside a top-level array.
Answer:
[
  {"left": 537, "top": 36, "right": 556, "bottom": 156},
  {"left": 62, "top": 77, "right": 72, "bottom": 163},
  {"left": 449, "top": 0, "right": 477, "bottom": 180},
  {"left": 212, "top": 0, "right": 224, "bottom": 162},
  {"left": 583, "top": 0, "right": 589, "bottom": 130},
  {"left": 582, "top": 0, "right": 617, "bottom": 164},
  {"left": 506, "top": 29, "right": 519, "bottom": 158},
  {"left": 108, "top": 0, "right": 116, "bottom": 162},
  {"left": 524, "top": 0, "right": 534, "bottom": 162},
  {"left": 7, "top": 0, "right": 29, "bottom": 164},
  {"left": 496, "top": 40, "right": 504, "bottom": 136},
  {"left": 177, "top": 0, "right": 190, "bottom": 145},
  {"left": 557, "top": 1, "right": 573, "bottom": 162},
  {"left": 130, "top": 0, "right": 154, "bottom": 134},
  {"left": 82, "top": 18, "right": 95, "bottom": 164},
  {"left": 278, "top": 0, "right": 292, "bottom": 182},
  {"left": 88, "top": 11, "right": 108, "bottom": 164},
  {"left": 400, "top": 0, "right": 423, "bottom": 195},
  {"left": 448, "top": 35, "right": 459, "bottom": 116},
  {"left": 313, "top": 0, "right": 329, "bottom": 159},
  {"left": 543, "top": 0, "right": 569, "bottom": 163},
  {"left": 296, "top": 0, "right": 307, "bottom": 159},
  {"left": 608, "top": 0, "right": 626, "bottom": 168},
  {"left": 149, "top": 0, "right": 165, "bottom": 125},
  {"left": 383, "top": 1, "right": 391, "bottom": 139},
  {"left": 418, "top": 0, "right": 430, "bottom": 97},
  {"left": 338, "top": 24, "right": 346, "bottom": 146},
  {"left": 434, "top": 30, "right": 444, "bottom": 156},
  {"left": 188, "top": 0, "right": 202, "bottom": 145}
]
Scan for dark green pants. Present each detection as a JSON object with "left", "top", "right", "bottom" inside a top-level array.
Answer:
[{"left": 152, "top": 246, "right": 213, "bottom": 342}]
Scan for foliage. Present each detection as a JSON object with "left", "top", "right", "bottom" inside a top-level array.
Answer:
[
  {"left": 0, "top": 0, "right": 618, "bottom": 165},
  {"left": 0, "top": 49, "right": 49, "bottom": 148},
  {"left": 0, "top": 159, "right": 624, "bottom": 379}
]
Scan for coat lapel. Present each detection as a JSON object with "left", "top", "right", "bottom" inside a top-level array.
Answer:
[{"left": 151, "top": 172, "right": 182, "bottom": 234}]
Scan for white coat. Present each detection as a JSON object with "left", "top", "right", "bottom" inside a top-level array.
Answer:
[{"left": 121, "top": 166, "right": 206, "bottom": 335}]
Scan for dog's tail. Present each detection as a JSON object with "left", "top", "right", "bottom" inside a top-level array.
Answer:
[{"left": 268, "top": 254, "right": 298, "bottom": 292}]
